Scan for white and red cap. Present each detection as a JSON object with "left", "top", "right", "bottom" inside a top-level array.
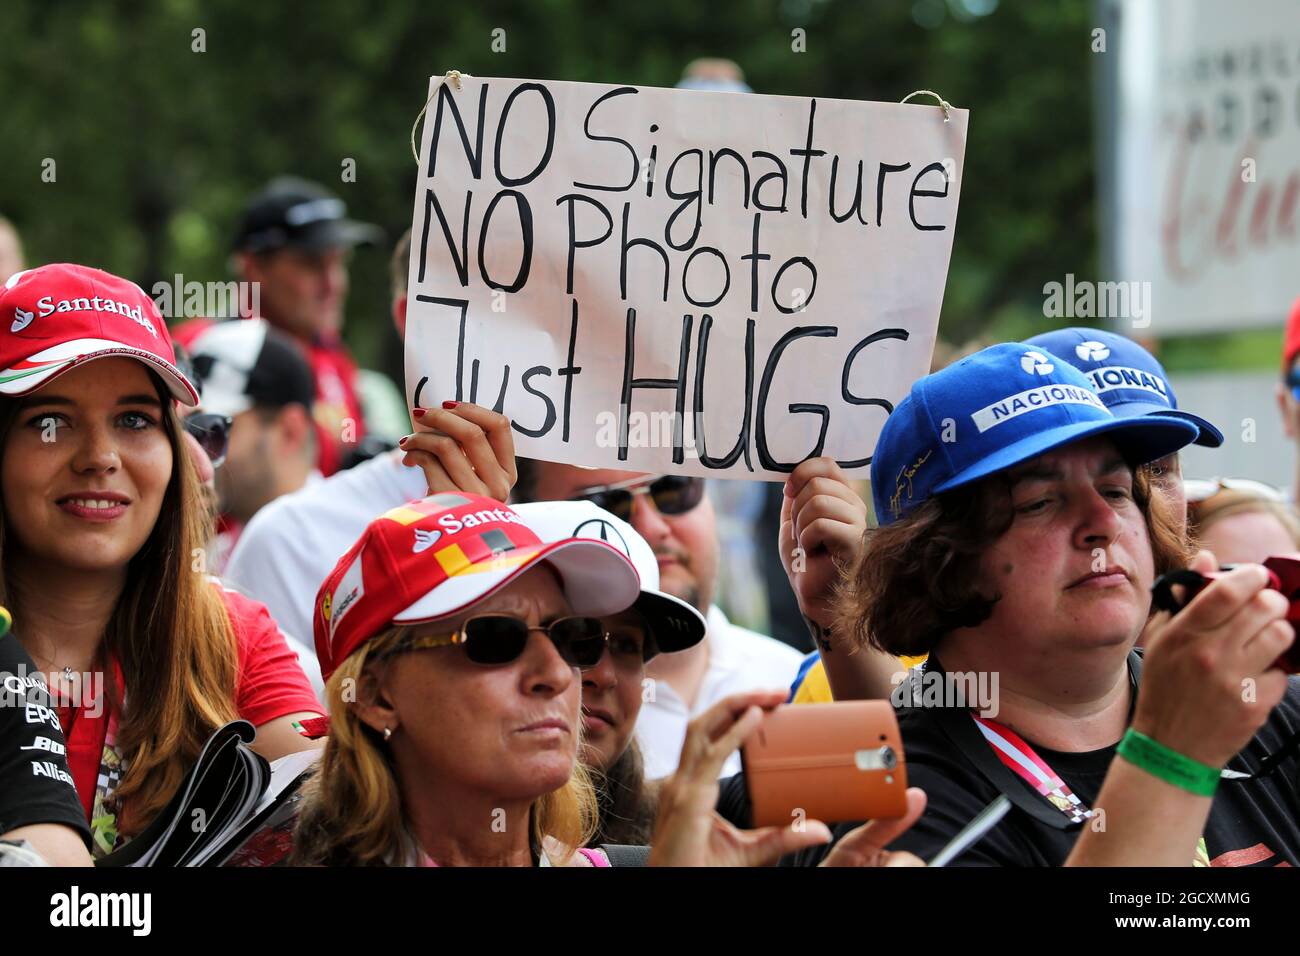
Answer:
[
  {"left": 0, "top": 263, "right": 199, "bottom": 405},
  {"left": 513, "top": 500, "right": 706, "bottom": 657},
  {"left": 314, "top": 492, "right": 642, "bottom": 681}
]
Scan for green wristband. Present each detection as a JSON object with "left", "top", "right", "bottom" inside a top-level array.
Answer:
[{"left": 1117, "top": 728, "right": 1220, "bottom": 797}]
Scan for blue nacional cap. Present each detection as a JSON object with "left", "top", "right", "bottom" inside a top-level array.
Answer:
[
  {"left": 870, "top": 342, "right": 1201, "bottom": 525},
  {"left": 1025, "top": 328, "right": 1223, "bottom": 448}
]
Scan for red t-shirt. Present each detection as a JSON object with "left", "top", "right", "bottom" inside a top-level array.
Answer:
[
  {"left": 305, "top": 334, "right": 367, "bottom": 476},
  {"left": 172, "top": 317, "right": 366, "bottom": 477},
  {"left": 56, "top": 586, "right": 323, "bottom": 822}
]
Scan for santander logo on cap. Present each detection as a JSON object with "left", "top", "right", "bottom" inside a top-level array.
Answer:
[
  {"left": 19, "top": 293, "right": 159, "bottom": 338},
  {"left": 0, "top": 263, "right": 197, "bottom": 405}
]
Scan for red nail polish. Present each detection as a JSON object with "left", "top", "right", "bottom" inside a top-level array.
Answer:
[
  {"left": 412, "top": 408, "right": 426, "bottom": 418},
  {"left": 442, "top": 400, "right": 459, "bottom": 409},
  {"left": 398, "top": 435, "right": 410, "bottom": 446}
]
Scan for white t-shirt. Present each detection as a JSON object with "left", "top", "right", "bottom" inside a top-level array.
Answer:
[
  {"left": 634, "top": 605, "right": 803, "bottom": 780},
  {"left": 224, "top": 451, "right": 428, "bottom": 686}
]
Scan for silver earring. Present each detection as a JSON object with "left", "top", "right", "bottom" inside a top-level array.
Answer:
[{"left": 383, "top": 727, "right": 392, "bottom": 741}]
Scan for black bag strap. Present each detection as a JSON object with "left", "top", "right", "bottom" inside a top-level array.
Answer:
[{"left": 598, "top": 843, "right": 651, "bottom": 867}]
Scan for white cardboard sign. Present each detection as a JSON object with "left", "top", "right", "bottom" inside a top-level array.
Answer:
[{"left": 407, "top": 75, "right": 967, "bottom": 478}]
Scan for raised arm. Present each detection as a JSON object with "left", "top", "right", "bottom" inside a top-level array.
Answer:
[{"left": 780, "top": 457, "right": 900, "bottom": 700}]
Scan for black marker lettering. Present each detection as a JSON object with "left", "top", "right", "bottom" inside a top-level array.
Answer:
[
  {"left": 493, "top": 83, "right": 555, "bottom": 187},
  {"left": 740, "top": 213, "right": 770, "bottom": 314},
  {"left": 556, "top": 194, "right": 613, "bottom": 295},
  {"left": 477, "top": 190, "right": 533, "bottom": 293},
  {"left": 427, "top": 83, "right": 488, "bottom": 180},
  {"left": 838, "top": 328, "right": 909, "bottom": 469},
  {"left": 414, "top": 296, "right": 469, "bottom": 401},
  {"left": 573, "top": 87, "right": 639, "bottom": 192},
  {"left": 620, "top": 202, "right": 670, "bottom": 302},
  {"left": 875, "top": 162, "right": 912, "bottom": 228},
  {"left": 756, "top": 326, "right": 837, "bottom": 472},
  {"left": 693, "top": 314, "right": 754, "bottom": 470},
  {"left": 514, "top": 366, "right": 557, "bottom": 438},
  {"left": 789, "top": 100, "right": 826, "bottom": 219},
  {"left": 619, "top": 308, "right": 693, "bottom": 464},
  {"left": 909, "top": 162, "right": 949, "bottom": 231}
]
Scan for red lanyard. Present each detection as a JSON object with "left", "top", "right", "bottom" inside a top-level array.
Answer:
[{"left": 971, "top": 714, "right": 1094, "bottom": 825}]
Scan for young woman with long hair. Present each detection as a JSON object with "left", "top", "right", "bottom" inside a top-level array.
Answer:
[{"left": 0, "top": 264, "right": 324, "bottom": 858}]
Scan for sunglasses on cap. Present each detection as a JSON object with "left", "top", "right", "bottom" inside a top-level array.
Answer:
[
  {"left": 395, "top": 614, "right": 609, "bottom": 668},
  {"left": 1184, "top": 477, "right": 1286, "bottom": 506},
  {"left": 572, "top": 474, "right": 704, "bottom": 523},
  {"left": 183, "top": 413, "right": 233, "bottom": 468}
]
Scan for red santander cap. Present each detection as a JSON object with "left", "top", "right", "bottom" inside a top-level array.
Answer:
[
  {"left": 0, "top": 263, "right": 198, "bottom": 405},
  {"left": 314, "top": 492, "right": 642, "bottom": 682},
  {"left": 1285, "top": 294, "right": 1300, "bottom": 372}
]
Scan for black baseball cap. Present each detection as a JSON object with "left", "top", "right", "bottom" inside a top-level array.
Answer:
[
  {"left": 232, "top": 176, "right": 383, "bottom": 254},
  {"left": 188, "top": 319, "right": 315, "bottom": 418}
]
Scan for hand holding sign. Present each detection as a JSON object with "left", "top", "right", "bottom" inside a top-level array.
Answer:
[
  {"left": 407, "top": 76, "right": 967, "bottom": 478},
  {"left": 401, "top": 401, "right": 518, "bottom": 501}
]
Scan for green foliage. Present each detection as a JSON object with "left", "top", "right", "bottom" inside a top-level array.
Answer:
[{"left": 0, "top": 0, "right": 1096, "bottom": 374}]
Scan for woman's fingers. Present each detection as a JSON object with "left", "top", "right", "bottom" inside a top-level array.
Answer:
[
  {"left": 421, "top": 403, "right": 517, "bottom": 494},
  {"left": 1181, "top": 564, "right": 1272, "bottom": 633},
  {"left": 407, "top": 403, "right": 517, "bottom": 501},
  {"left": 820, "top": 788, "right": 928, "bottom": 867},
  {"left": 399, "top": 448, "right": 457, "bottom": 496},
  {"left": 677, "top": 691, "right": 786, "bottom": 777},
  {"left": 400, "top": 437, "right": 485, "bottom": 495},
  {"left": 737, "top": 820, "right": 833, "bottom": 867}
]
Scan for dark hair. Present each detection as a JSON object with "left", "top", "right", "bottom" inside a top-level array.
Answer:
[
  {"left": 837, "top": 465, "right": 1192, "bottom": 658},
  {"left": 510, "top": 456, "right": 541, "bottom": 504},
  {"left": 390, "top": 228, "right": 411, "bottom": 302},
  {"left": 589, "top": 738, "right": 657, "bottom": 848}
]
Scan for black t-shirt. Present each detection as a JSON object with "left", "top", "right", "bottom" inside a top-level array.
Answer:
[
  {"left": 789, "top": 658, "right": 1300, "bottom": 867},
  {"left": 0, "top": 633, "right": 91, "bottom": 847}
]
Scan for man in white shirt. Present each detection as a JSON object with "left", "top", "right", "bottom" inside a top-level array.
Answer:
[{"left": 516, "top": 462, "right": 803, "bottom": 778}]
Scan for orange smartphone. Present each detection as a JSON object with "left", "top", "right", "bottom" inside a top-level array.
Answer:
[{"left": 741, "top": 701, "right": 908, "bottom": 828}]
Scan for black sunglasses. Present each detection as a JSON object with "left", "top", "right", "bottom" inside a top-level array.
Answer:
[
  {"left": 401, "top": 614, "right": 608, "bottom": 668},
  {"left": 184, "top": 413, "right": 233, "bottom": 468},
  {"left": 573, "top": 474, "right": 705, "bottom": 523}
]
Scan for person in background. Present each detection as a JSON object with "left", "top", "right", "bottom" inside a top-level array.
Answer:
[
  {"left": 0, "top": 216, "right": 24, "bottom": 285},
  {"left": 1186, "top": 478, "right": 1300, "bottom": 565},
  {"left": 1277, "top": 294, "right": 1300, "bottom": 504},
  {"left": 0, "top": 264, "right": 323, "bottom": 859},
  {"left": 174, "top": 176, "right": 402, "bottom": 475},
  {"left": 520, "top": 500, "right": 707, "bottom": 846},
  {"left": 187, "top": 318, "right": 318, "bottom": 573},
  {"left": 222, "top": 228, "right": 516, "bottom": 642},
  {"left": 806, "top": 343, "right": 1300, "bottom": 867},
  {"left": 514, "top": 461, "right": 802, "bottom": 779},
  {"left": 676, "top": 57, "right": 752, "bottom": 94},
  {"left": 1027, "top": 327, "right": 1223, "bottom": 528}
]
